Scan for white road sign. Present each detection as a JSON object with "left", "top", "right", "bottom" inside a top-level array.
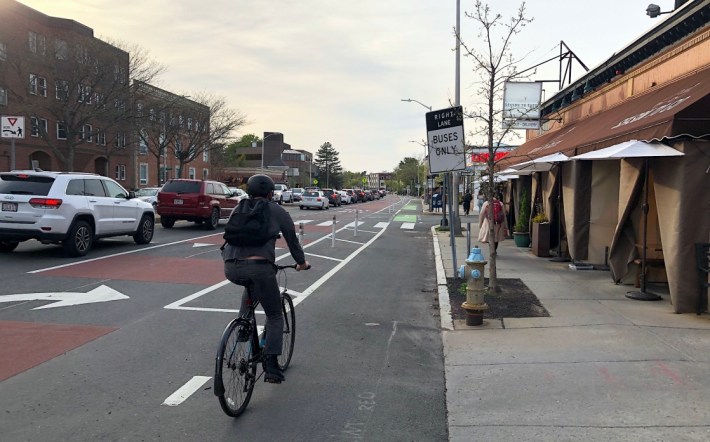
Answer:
[
  {"left": 426, "top": 106, "right": 466, "bottom": 173},
  {"left": 1, "top": 116, "right": 25, "bottom": 139}
]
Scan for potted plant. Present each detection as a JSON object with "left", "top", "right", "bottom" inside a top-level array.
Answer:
[
  {"left": 531, "top": 208, "right": 551, "bottom": 257},
  {"left": 513, "top": 189, "right": 531, "bottom": 247}
]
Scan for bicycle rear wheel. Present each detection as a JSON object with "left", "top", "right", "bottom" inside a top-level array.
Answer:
[
  {"left": 278, "top": 293, "right": 296, "bottom": 370},
  {"left": 215, "top": 317, "right": 257, "bottom": 417}
]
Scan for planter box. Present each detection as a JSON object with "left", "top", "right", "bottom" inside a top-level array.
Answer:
[
  {"left": 513, "top": 232, "right": 531, "bottom": 248},
  {"left": 532, "top": 222, "right": 551, "bottom": 257}
]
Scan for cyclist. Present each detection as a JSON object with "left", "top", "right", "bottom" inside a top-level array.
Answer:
[{"left": 222, "top": 174, "right": 309, "bottom": 383}]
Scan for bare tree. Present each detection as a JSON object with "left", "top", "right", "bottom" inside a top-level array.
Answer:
[
  {"left": 458, "top": 1, "right": 534, "bottom": 291},
  {"left": 170, "top": 93, "right": 247, "bottom": 179}
]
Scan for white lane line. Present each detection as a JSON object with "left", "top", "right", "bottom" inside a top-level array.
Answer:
[
  {"left": 346, "top": 228, "right": 378, "bottom": 234},
  {"left": 334, "top": 238, "right": 365, "bottom": 245},
  {"left": 401, "top": 222, "right": 416, "bottom": 230},
  {"left": 317, "top": 220, "right": 336, "bottom": 226},
  {"left": 305, "top": 252, "right": 344, "bottom": 262},
  {"left": 294, "top": 220, "right": 314, "bottom": 225},
  {"left": 374, "top": 222, "right": 390, "bottom": 228},
  {"left": 29, "top": 232, "right": 223, "bottom": 274},
  {"left": 162, "top": 376, "right": 211, "bottom": 406}
]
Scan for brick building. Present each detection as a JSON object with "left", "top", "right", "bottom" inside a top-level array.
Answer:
[{"left": 0, "top": 0, "right": 133, "bottom": 180}]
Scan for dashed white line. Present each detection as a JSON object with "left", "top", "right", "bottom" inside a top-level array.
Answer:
[{"left": 162, "top": 376, "right": 211, "bottom": 406}]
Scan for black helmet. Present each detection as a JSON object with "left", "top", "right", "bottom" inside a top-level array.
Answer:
[{"left": 246, "top": 174, "right": 275, "bottom": 197}]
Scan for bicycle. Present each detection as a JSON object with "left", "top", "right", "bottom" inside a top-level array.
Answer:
[{"left": 213, "top": 263, "right": 304, "bottom": 417}]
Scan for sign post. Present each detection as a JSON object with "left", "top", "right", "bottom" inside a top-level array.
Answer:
[
  {"left": 426, "top": 106, "right": 465, "bottom": 229},
  {"left": 1, "top": 116, "right": 25, "bottom": 170}
]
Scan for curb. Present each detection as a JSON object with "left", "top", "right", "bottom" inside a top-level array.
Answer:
[{"left": 432, "top": 226, "right": 454, "bottom": 331}]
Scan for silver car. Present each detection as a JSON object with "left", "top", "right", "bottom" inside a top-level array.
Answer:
[{"left": 299, "top": 190, "right": 329, "bottom": 210}]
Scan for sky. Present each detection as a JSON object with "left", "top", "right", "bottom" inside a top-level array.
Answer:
[{"left": 18, "top": 0, "right": 671, "bottom": 173}]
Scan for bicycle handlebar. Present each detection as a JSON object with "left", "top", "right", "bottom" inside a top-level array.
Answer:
[{"left": 276, "top": 264, "right": 311, "bottom": 270}]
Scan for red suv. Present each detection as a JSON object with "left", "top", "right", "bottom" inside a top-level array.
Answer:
[{"left": 157, "top": 179, "right": 240, "bottom": 230}]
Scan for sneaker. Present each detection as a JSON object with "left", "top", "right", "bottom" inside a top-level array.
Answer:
[{"left": 264, "top": 355, "right": 285, "bottom": 383}]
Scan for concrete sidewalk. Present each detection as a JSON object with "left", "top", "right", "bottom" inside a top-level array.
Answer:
[{"left": 425, "top": 203, "right": 710, "bottom": 441}]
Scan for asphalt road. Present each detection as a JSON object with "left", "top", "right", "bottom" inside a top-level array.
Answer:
[{"left": 0, "top": 195, "right": 448, "bottom": 441}]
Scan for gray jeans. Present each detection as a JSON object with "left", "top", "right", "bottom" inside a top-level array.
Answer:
[{"left": 224, "top": 260, "right": 282, "bottom": 355}]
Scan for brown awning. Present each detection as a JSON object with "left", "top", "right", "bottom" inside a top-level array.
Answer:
[{"left": 502, "top": 68, "right": 710, "bottom": 166}]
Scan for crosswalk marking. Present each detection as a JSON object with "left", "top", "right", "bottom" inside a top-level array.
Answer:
[
  {"left": 294, "top": 220, "right": 314, "bottom": 225},
  {"left": 374, "top": 222, "right": 389, "bottom": 228},
  {"left": 317, "top": 220, "right": 336, "bottom": 226},
  {"left": 344, "top": 221, "right": 365, "bottom": 228},
  {"left": 401, "top": 222, "right": 416, "bottom": 230}
]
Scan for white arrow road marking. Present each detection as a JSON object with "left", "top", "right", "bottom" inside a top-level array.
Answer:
[
  {"left": 162, "top": 376, "right": 211, "bottom": 406},
  {"left": 0, "top": 285, "right": 129, "bottom": 310}
]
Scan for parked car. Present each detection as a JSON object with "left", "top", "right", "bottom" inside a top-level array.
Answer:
[
  {"left": 134, "top": 187, "right": 161, "bottom": 208},
  {"left": 157, "top": 179, "right": 239, "bottom": 230},
  {"left": 228, "top": 187, "right": 249, "bottom": 202},
  {"left": 280, "top": 186, "right": 297, "bottom": 204},
  {"left": 356, "top": 189, "right": 367, "bottom": 202},
  {"left": 272, "top": 183, "right": 288, "bottom": 204},
  {"left": 338, "top": 190, "right": 352, "bottom": 205},
  {"left": 290, "top": 188, "right": 305, "bottom": 202},
  {"left": 343, "top": 188, "right": 358, "bottom": 203},
  {"left": 379, "top": 188, "right": 387, "bottom": 198},
  {"left": 322, "top": 188, "right": 341, "bottom": 207},
  {"left": 369, "top": 189, "right": 380, "bottom": 200},
  {"left": 299, "top": 190, "right": 329, "bottom": 210},
  {"left": 0, "top": 170, "right": 155, "bottom": 257}
]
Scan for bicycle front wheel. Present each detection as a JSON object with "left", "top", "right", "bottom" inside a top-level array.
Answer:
[
  {"left": 215, "top": 318, "right": 257, "bottom": 417},
  {"left": 278, "top": 293, "right": 296, "bottom": 370}
]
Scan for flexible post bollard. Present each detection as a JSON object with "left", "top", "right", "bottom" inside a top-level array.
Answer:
[
  {"left": 354, "top": 210, "right": 358, "bottom": 237},
  {"left": 331, "top": 215, "right": 336, "bottom": 247}
]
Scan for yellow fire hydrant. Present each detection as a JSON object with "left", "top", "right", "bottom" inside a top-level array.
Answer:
[{"left": 458, "top": 247, "right": 488, "bottom": 326}]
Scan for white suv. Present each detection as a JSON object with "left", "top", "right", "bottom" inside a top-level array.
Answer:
[
  {"left": 272, "top": 183, "right": 289, "bottom": 204},
  {"left": 0, "top": 170, "right": 155, "bottom": 257}
]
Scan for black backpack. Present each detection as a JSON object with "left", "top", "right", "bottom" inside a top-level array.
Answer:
[{"left": 223, "top": 199, "right": 279, "bottom": 247}]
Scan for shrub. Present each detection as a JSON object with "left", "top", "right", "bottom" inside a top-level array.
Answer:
[{"left": 515, "top": 188, "right": 530, "bottom": 233}]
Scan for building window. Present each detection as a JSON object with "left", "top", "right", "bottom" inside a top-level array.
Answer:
[
  {"left": 159, "top": 166, "right": 166, "bottom": 184},
  {"left": 202, "top": 168, "right": 208, "bottom": 180},
  {"left": 203, "top": 147, "right": 209, "bottom": 162},
  {"left": 78, "top": 84, "right": 91, "bottom": 103},
  {"left": 136, "top": 102, "right": 143, "bottom": 117},
  {"left": 0, "top": 86, "right": 6, "bottom": 106},
  {"left": 56, "top": 122, "right": 67, "bottom": 140},
  {"left": 114, "top": 133, "right": 126, "bottom": 148},
  {"left": 29, "top": 74, "right": 47, "bottom": 97},
  {"left": 175, "top": 138, "right": 182, "bottom": 151},
  {"left": 149, "top": 108, "right": 155, "bottom": 121},
  {"left": 55, "top": 80, "right": 69, "bottom": 100},
  {"left": 55, "top": 39, "right": 68, "bottom": 60},
  {"left": 31, "top": 117, "right": 47, "bottom": 137},
  {"left": 95, "top": 129, "right": 106, "bottom": 145},
  {"left": 80, "top": 124, "right": 92, "bottom": 141},
  {"left": 115, "top": 164, "right": 126, "bottom": 181},
  {"left": 189, "top": 167, "right": 196, "bottom": 179},
  {"left": 139, "top": 130, "right": 148, "bottom": 154},
  {"left": 139, "top": 163, "right": 148, "bottom": 185},
  {"left": 0, "top": 41, "right": 6, "bottom": 61},
  {"left": 29, "top": 31, "right": 37, "bottom": 53}
]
